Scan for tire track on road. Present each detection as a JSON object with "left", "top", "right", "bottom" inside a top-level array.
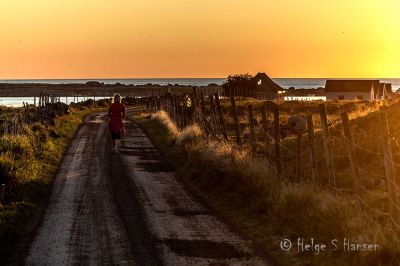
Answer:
[{"left": 26, "top": 108, "right": 268, "bottom": 265}]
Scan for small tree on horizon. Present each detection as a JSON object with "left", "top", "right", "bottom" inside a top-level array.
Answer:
[{"left": 222, "top": 73, "right": 257, "bottom": 97}]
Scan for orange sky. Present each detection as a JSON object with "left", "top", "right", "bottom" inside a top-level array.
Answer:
[{"left": 0, "top": 0, "right": 400, "bottom": 79}]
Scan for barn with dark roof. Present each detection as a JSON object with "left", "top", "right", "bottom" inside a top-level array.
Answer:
[
  {"left": 222, "top": 72, "right": 283, "bottom": 100},
  {"left": 324, "top": 80, "right": 392, "bottom": 101},
  {"left": 253, "top": 72, "right": 282, "bottom": 99}
]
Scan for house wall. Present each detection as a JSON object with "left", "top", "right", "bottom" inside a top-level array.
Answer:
[
  {"left": 255, "top": 90, "right": 277, "bottom": 100},
  {"left": 325, "top": 91, "right": 372, "bottom": 101}
]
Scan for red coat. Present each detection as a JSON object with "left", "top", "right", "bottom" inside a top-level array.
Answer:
[{"left": 108, "top": 103, "right": 126, "bottom": 133}]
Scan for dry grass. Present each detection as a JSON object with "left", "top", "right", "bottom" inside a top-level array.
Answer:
[
  {"left": 176, "top": 125, "right": 203, "bottom": 145},
  {"left": 139, "top": 106, "right": 400, "bottom": 265},
  {"left": 151, "top": 110, "right": 203, "bottom": 145},
  {"left": 0, "top": 106, "right": 105, "bottom": 264},
  {"left": 219, "top": 98, "right": 388, "bottom": 133},
  {"left": 152, "top": 110, "right": 179, "bottom": 137}
]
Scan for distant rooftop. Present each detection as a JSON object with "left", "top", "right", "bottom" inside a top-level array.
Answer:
[{"left": 325, "top": 80, "right": 380, "bottom": 92}]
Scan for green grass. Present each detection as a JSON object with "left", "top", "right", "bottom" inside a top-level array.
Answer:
[
  {"left": 133, "top": 110, "right": 400, "bottom": 266},
  {"left": 0, "top": 106, "right": 106, "bottom": 264}
]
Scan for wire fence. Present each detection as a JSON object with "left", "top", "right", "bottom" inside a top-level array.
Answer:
[
  {"left": 2, "top": 89, "right": 399, "bottom": 231},
  {"left": 141, "top": 90, "right": 400, "bottom": 230},
  {"left": 0, "top": 93, "right": 71, "bottom": 136}
]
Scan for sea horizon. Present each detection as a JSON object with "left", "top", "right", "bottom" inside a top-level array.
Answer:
[{"left": 1, "top": 77, "right": 400, "bottom": 90}]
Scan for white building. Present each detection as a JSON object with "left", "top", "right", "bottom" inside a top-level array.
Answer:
[{"left": 325, "top": 80, "right": 391, "bottom": 101}]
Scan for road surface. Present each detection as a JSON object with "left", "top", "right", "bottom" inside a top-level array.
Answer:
[{"left": 25, "top": 108, "right": 266, "bottom": 265}]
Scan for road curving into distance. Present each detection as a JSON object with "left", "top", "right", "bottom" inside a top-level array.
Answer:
[{"left": 25, "top": 107, "right": 267, "bottom": 265}]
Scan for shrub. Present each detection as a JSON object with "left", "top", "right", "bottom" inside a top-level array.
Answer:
[
  {"left": 0, "top": 153, "right": 18, "bottom": 186},
  {"left": 31, "top": 123, "right": 48, "bottom": 143},
  {"left": 0, "top": 135, "right": 33, "bottom": 159}
]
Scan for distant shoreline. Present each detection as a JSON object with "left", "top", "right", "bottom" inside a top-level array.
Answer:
[
  {"left": 0, "top": 78, "right": 398, "bottom": 90},
  {"left": 0, "top": 82, "right": 222, "bottom": 97},
  {"left": 0, "top": 78, "right": 398, "bottom": 97}
]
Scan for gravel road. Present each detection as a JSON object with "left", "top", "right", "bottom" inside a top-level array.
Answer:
[{"left": 25, "top": 109, "right": 267, "bottom": 265}]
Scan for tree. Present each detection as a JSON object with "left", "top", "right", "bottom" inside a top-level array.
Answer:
[{"left": 222, "top": 73, "right": 257, "bottom": 97}]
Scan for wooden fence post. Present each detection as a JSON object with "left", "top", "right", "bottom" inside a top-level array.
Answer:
[
  {"left": 172, "top": 95, "right": 177, "bottom": 123},
  {"left": 199, "top": 92, "right": 210, "bottom": 134},
  {"left": 296, "top": 128, "right": 303, "bottom": 182},
  {"left": 380, "top": 111, "right": 400, "bottom": 224},
  {"left": 200, "top": 92, "right": 207, "bottom": 115},
  {"left": 209, "top": 95, "right": 219, "bottom": 137},
  {"left": 39, "top": 91, "right": 43, "bottom": 107},
  {"left": 307, "top": 115, "right": 317, "bottom": 185},
  {"left": 269, "top": 102, "right": 282, "bottom": 175},
  {"left": 189, "top": 93, "right": 198, "bottom": 125},
  {"left": 230, "top": 95, "right": 241, "bottom": 145},
  {"left": 214, "top": 93, "right": 228, "bottom": 141},
  {"left": 191, "top": 88, "right": 198, "bottom": 123},
  {"left": 341, "top": 111, "right": 361, "bottom": 195},
  {"left": 261, "top": 104, "right": 272, "bottom": 153},
  {"left": 319, "top": 103, "right": 336, "bottom": 187},
  {"left": 248, "top": 105, "right": 256, "bottom": 153},
  {"left": 179, "top": 97, "right": 185, "bottom": 128}
]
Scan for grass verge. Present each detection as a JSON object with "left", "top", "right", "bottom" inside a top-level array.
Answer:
[
  {"left": 133, "top": 110, "right": 400, "bottom": 266},
  {"left": 0, "top": 106, "right": 106, "bottom": 265}
]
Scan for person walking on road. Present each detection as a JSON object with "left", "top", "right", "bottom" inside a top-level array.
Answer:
[{"left": 108, "top": 94, "right": 126, "bottom": 154}]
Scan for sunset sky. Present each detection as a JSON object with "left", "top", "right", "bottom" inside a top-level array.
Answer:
[{"left": 0, "top": 0, "right": 399, "bottom": 79}]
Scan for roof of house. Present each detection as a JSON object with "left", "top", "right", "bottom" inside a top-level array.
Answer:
[
  {"left": 325, "top": 80, "right": 380, "bottom": 93},
  {"left": 253, "top": 72, "right": 282, "bottom": 93}
]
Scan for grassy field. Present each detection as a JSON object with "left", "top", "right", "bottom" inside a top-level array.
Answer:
[
  {"left": 0, "top": 105, "right": 105, "bottom": 265},
  {"left": 134, "top": 98, "right": 400, "bottom": 265},
  {"left": 218, "top": 97, "right": 386, "bottom": 133}
]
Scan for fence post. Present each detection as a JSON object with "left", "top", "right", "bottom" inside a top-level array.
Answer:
[
  {"left": 230, "top": 95, "right": 241, "bottom": 145},
  {"left": 175, "top": 96, "right": 180, "bottom": 126},
  {"left": 214, "top": 93, "right": 228, "bottom": 141},
  {"left": 307, "top": 115, "right": 317, "bottom": 185},
  {"left": 380, "top": 111, "right": 400, "bottom": 224},
  {"left": 209, "top": 95, "right": 218, "bottom": 137},
  {"left": 319, "top": 103, "right": 336, "bottom": 187},
  {"left": 248, "top": 105, "right": 256, "bottom": 153},
  {"left": 261, "top": 104, "right": 272, "bottom": 154},
  {"left": 269, "top": 102, "right": 282, "bottom": 175},
  {"left": 191, "top": 88, "right": 198, "bottom": 123},
  {"left": 296, "top": 128, "right": 303, "bottom": 182},
  {"left": 199, "top": 92, "right": 210, "bottom": 135},
  {"left": 200, "top": 92, "right": 207, "bottom": 115},
  {"left": 189, "top": 93, "right": 197, "bottom": 125},
  {"left": 39, "top": 91, "right": 43, "bottom": 107},
  {"left": 341, "top": 111, "right": 361, "bottom": 195},
  {"left": 172, "top": 95, "right": 177, "bottom": 124}
]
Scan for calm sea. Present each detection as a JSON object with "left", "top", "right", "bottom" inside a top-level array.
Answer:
[
  {"left": 1, "top": 78, "right": 399, "bottom": 106},
  {"left": 1, "top": 78, "right": 399, "bottom": 89}
]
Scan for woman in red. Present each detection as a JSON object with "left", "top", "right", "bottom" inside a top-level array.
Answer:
[{"left": 108, "top": 94, "right": 126, "bottom": 154}]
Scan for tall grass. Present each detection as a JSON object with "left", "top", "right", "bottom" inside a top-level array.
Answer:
[
  {"left": 0, "top": 106, "right": 102, "bottom": 264},
  {"left": 146, "top": 110, "right": 400, "bottom": 265},
  {"left": 152, "top": 110, "right": 179, "bottom": 137}
]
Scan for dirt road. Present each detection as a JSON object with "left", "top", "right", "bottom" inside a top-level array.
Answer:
[{"left": 25, "top": 109, "right": 267, "bottom": 265}]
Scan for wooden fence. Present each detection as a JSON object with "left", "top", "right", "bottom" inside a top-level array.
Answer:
[
  {"left": 0, "top": 93, "right": 71, "bottom": 136},
  {"left": 141, "top": 90, "right": 400, "bottom": 228}
]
